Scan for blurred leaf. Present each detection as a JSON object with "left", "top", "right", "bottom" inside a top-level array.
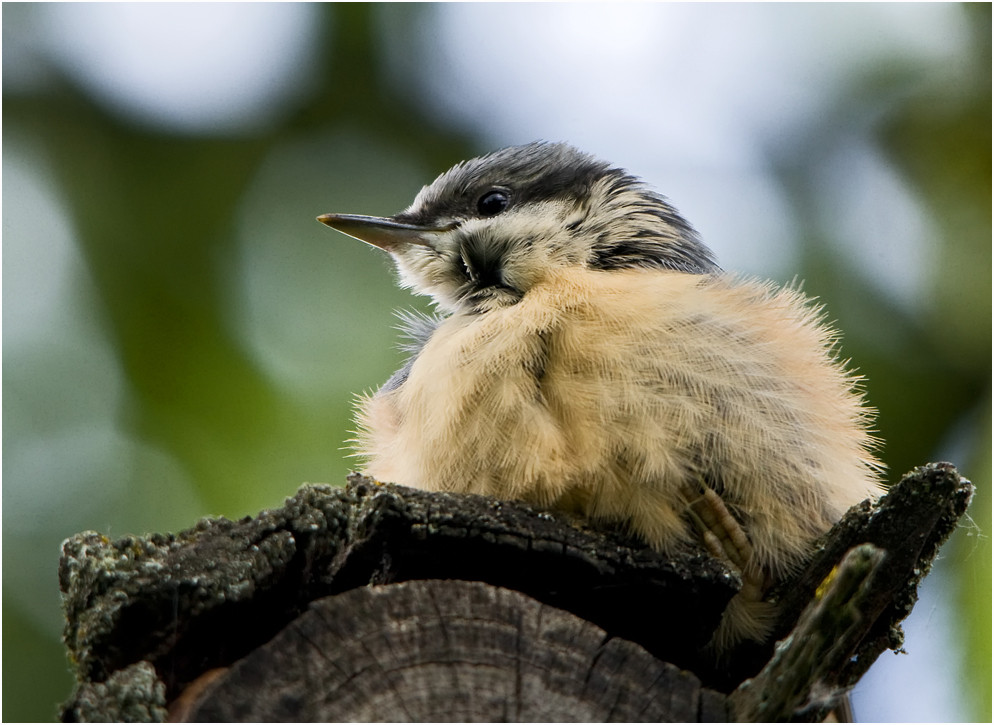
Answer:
[
  {"left": 955, "top": 401, "right": 992, "bottom": 722},
  {"left": 3, "top": 4, "right": 989, "bottom": 721},
  {"left": 2, "top": 605, "right": 74, "bottom": 723}
]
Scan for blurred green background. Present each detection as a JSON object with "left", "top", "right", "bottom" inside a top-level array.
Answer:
[{"left": 3, "top": 4, "right": 989, "bottom": 722}]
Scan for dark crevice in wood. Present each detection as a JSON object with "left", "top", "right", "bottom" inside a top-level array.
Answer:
[{"left": 58, "top": 462, "right": 972, "bottom": 722}]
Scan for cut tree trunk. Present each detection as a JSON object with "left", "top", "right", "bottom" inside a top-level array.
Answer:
[{"left": 58, "top": 462, "right": 972, "bottom": 722}]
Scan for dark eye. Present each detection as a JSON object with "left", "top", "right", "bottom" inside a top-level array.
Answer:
[{"left": 477, "top": 189, "right": 510, "bottom": 216}]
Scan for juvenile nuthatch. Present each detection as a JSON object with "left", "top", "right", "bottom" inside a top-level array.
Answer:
[{"left": 318, "top": 142, "right": 883, "bottom": 647}]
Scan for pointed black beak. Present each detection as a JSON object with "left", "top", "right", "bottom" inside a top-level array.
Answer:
[{"left": 317, "top": 213, "right": 448, "bottom": 252}]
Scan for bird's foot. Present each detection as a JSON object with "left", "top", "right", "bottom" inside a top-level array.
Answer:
[
  {"left": 681, "top": 478, "right": 767, "bottom": 612},
  {"left": 682, "top": 480, "right": 750, "bottom": 570}
]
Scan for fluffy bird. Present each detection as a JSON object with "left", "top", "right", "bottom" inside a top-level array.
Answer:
[{"left": 318, "top": 142, "right": 882, "bottom": 646}]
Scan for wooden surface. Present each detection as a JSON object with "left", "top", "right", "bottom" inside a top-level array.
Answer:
[
  {"left": 59, "top": 462, "right": 974, "bottom": 722},
  {"left": 178, "top": 580, "right": 728, "bottom": 722}
]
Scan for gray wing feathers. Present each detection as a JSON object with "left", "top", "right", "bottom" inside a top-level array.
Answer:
[{"left": 380, "top": 310, "right": 443, "bottom": 393}]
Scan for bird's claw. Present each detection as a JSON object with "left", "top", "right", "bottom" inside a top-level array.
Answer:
[{"left": 681, "top": 479, "right": 765, "bottom": 603}]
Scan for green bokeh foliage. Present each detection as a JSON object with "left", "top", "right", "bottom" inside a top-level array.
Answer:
[{"left": 3, "top": 4, "right": 989, "bottom": 721}]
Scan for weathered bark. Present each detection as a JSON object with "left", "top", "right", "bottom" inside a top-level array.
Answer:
[{"left": 59, "top": 462, "right": 972, "bottom": 722}]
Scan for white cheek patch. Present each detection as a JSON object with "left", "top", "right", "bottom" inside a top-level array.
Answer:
[
  {"left": 499, "top": 200, "right": 571, "bottom": 242},
  {"left": 388, "top": 199, "right": 585, "bottom": 311},
  {"left": 391, "top": 245, "right": 463, "bottom": 313},
  {"left": 495, "top": 201, "right": 587, "bottom": 289}
]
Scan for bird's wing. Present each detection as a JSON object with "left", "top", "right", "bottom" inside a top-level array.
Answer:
[{"left": 380, "top": 309, "right": 444, "bottom": 393}]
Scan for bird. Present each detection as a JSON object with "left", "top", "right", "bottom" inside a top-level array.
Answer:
[{"left": 317, "top": 141, "right": 883, "bottom": 648}]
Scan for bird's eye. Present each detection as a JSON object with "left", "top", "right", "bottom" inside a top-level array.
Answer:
[{"left": 477, "top": 190, "right": 510, "bottom": 217}]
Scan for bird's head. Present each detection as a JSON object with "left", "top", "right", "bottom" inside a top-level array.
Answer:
[{"left": 318, "top": 142, "right": 719, "bottom": 314}]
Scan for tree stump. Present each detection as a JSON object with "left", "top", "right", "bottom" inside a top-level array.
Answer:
[
  {"left": 176, "top": 580, "right": 729, "bottom": 722},
  {"left": 59, "top": 462, "right": 972, "bottom": 722}
]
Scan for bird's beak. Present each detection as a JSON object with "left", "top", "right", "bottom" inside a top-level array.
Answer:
[{"left": 317, "top": 213, "right": 445, "bottom": 252}]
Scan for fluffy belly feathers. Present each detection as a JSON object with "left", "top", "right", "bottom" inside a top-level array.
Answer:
[{"left": 355, "top": 267, "right": 881, "bottom": 576}]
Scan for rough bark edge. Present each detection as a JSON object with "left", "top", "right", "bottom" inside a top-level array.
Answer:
[{"left": 59, "top": 462, "right": 973, "bottom": 722}]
